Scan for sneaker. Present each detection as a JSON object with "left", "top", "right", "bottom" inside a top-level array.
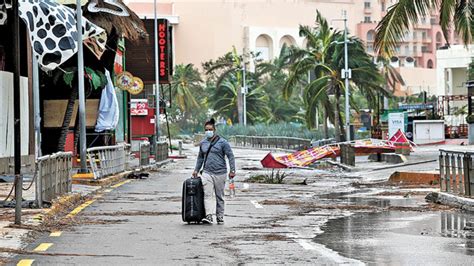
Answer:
[
  {"left": 202, "top": 214, "right": 213, "bottom": 224},
  {"left": 217, "top": 216, "right": 224, "bottom": 224}
]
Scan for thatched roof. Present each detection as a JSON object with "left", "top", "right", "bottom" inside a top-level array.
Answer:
[{"left": 83, "top": 0, "right": 148, "bottom": 43}]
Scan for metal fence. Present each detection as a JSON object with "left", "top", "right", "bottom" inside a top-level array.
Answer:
[
  {"left": 232, "top": 135, "right": 311, "bottom": 150},
  {"left": 155, "top": 141, "right": 169, "bottom": 162},
  {"left": 439, "top": 149, "right": 474, "bottom": 197},
  {"left": 87, "top": 144, "right": 127, "bottom": 179},
  {"left": 36, "top": 152, "right": 73, "bottom": 208},
  {"left": 139, "top": 141, "right": 151, "bottom": 167}
]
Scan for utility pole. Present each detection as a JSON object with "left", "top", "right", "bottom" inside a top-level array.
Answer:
[
  {"left": 242, "top": 59, "right": 248, "bottom": 125},
  {"left": 33, "top": 52, "right": 41, "bottom": 158},
  {"left": 76, "top": 0, "right": 88, "bottom": 173},
  {"left": 154, "top": 0, "right": 161, "bottom": 143},
  {"left": 342, "top": 10, "right": 351, "bottom": 141},
  {"left": 12, "top": 0, "right": 22, "bottom": 225}
]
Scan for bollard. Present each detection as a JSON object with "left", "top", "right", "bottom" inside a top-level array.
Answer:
[{"left": 178, "top": 141, "right": 183, "bottom": 156}]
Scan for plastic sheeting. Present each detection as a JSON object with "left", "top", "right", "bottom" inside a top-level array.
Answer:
[{"left": 95, "top": 69, "right": 119, "bottom": 132}]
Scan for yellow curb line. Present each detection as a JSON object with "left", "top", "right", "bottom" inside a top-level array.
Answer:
[
  {"left": 33, "top": 243, "right": 53, "bottom": 252},
  {"left": 50, "top": 231, "right": 62, "bottom": 237},
  {"left": 17, "top": 259, "right": 34, "bottom": 266},
  {"left": 66, "top": 200, "right": 96, "bottom": 218},
  {"left": 111, "top": 180, "right": 131, "bottom": 188}
]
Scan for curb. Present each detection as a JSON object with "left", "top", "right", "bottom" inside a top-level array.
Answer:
[
  {"left": 72, "top": 159, "right": 173, "bottom": 186},
  {"left": 389, "top": 171, "right": 440, "bottom": 185},
  {"left": 425, "top": 192, "right": 474, "bottom": 212}
]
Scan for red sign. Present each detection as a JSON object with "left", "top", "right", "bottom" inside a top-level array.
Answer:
[
  {"left": 131, "top": 99, "right": 149, "bottom": 116},
  {"left": 158, "top": 19, "right": 170, "bottom": 84}
]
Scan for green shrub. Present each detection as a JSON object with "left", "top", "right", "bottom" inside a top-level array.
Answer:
[
  {"left": 214, "top": 122, "right": 333, "bottom": 140},
  {"left": 246, "top": 169, "right": 288, "bottom": 184}
]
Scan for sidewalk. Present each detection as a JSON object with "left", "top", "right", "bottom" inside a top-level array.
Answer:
[{"left": 0, "top": 157, "right": 171, "bottom": 263}]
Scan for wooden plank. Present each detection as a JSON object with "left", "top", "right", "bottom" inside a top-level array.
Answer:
[
  {"left": 43, "top": 100, "right": 99, "bottom": 128},
  {"left": 451, "top": 154, "right": 457, "bottom": 194},
  {"left": 457, "top": 154, "right": 464, "bottom": 195},
  {"left": 445, "top": 154, "right": 451, "bottom": 193},
  {"left": 439, "top": 154, "right": 445, "bottom": 191}
]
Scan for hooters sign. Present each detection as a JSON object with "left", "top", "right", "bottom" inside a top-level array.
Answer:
[{"left": 158, "top": 19, "right": 171, "bottom": 84}]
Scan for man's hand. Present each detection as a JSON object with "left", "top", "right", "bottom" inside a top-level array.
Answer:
[
  {"left": 229, "top": 172, "right": 236, "bottom": 179},
  {"left": 192, "top": 171, "right": 198, "bottom": 178}
]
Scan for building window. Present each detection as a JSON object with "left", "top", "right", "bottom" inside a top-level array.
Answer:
[
  {"left": 413, "top": 31, "right": 417, "bottom": 40},
  {"left": 404, "top": 45, "right": 409, "bottom": 55},
  {"left": 255, "top": 34, "right": 274, "bottom": 61},
  {"left": 381, "top": 1, "right": 386, "bottom": 11},
  {"left": 366, "top": 30, "right": 375, "bottom": 41},
  {"left": 364, "top": 1, "right": 371, "bottom": 9},
  {"left": 364, "top": 16, "right": 371, "bottom": 23},
  {"left": 421, "top": 46, "right": 428, "bottom": 53},
  {"left": 395, "top": 46, "right": 401, "bottom": 53},
  {"left": 427, "top": 60, "right": 434, "bottom": 69},
  {"left": 413, "top": 45, "right": 418, "bottom": 53},
  {"left": 422, "top": 31, "right": 427, "bottom": 40},
  {"left": 367, "top": 44, "right": 374, "bottom": 53}
]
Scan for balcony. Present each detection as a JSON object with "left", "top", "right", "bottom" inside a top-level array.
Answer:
[{"left": 422, "top": 37, "right": 432, "bottom": 43}]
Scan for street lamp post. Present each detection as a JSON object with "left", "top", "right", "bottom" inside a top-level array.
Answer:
[
  {"left": 76, "top": 0, "right": 88, "bottom": 173},
  {"left": 242, "top": 61, "right": 247, "bottom": 126},
  {"left": 342, "top": 10, "right": 351, "bottom": 141},
  {"left": 332, "top": 11, "right": 351, "bottom": 141}
]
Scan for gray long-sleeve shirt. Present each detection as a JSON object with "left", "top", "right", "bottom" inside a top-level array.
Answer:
[{"left": 194, "top": 136, "right": 236, "bottom": 175}]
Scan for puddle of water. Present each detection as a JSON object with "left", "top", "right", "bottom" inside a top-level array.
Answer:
[
  {"left": 321, "top": 190, "right": 426, "bottom": 208},
  {"left": 314, "top": 211, "right": 474, "bottom": 265}
]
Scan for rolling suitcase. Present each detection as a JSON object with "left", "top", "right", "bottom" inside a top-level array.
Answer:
[{"left": 182, "top": 177, "right": 205, "bottom": 224}]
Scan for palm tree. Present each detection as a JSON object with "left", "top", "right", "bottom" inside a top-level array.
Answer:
[
  {"left": 374, "top": 0, "right": 473, "bottom": 56},
  {"left": 171, "top": 64, "right": 202, "bottom": 113},
  {"left": 284, "top": 11, "right": 386, "bottom": 141},
  {"left": 257, "top": 44, "right": 303, "bottom": 123},
  {"left": 208, "top": 76, "right": 271, "bottom": 124}
]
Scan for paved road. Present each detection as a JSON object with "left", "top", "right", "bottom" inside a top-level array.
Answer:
[{"left": 9, "top": 145, "right": 474, "bottom": 265}]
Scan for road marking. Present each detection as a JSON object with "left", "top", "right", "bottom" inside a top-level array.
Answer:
[
  {"left": 250, "top": 200, "right": 263, "bottom": 209},
  {"left": 17, "top": 259, "right": 34, "bottom": 266},
  {"left": 50, "top": 231, "right": 62, "bottom": 237},
  {"left": 33, "top": 243, "right": 53, "bottom": 252},
  {"left": 66, "top": 200, "right": 96, "bottom": 218},
  {"left": 295, "top": 239, "right": 317, "bottom": 250},
  {"left": 111, "top": 180, "right": 130, "bottom": 188},
  {"left": 104, "top": 189, "right": 113, "bottom": 193},
  {"left": 289, "top": 232, "right": 364, "bottom": 265}
]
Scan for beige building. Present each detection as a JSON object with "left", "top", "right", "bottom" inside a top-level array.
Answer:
[{"left": 125, "top": 0, "right": 455, "bottom": 96}]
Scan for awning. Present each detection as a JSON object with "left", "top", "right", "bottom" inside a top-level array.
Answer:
[
  {"left": 19, "top": 0, "right": 106, "bottom": 71},
  {"left": 1, "top": 0, "right": 106, "bottom": 71}
]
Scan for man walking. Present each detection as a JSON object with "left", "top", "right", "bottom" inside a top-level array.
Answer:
[{"left": 193, "top": 118, "right": 236, "bottom": 224}]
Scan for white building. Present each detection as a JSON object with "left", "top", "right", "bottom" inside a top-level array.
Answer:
[
  {"left": 436, "top": 45, "right": 473, "bottom": 127},
  {"left": 436, "top": 45, "right": 474, "bottom": 97}
]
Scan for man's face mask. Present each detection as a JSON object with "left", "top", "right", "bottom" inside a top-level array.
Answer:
[{"left": 205, "top": 130, "right": 214, "bottom": 139}]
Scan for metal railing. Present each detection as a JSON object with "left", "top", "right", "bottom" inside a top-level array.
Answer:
[
  {"left": 155, "top": 141, "right": 169, "bottom": 162},
  {"left": 439, "top": 149, "right": 474, "bottom": 197},
  {"left": 139, "top": 141, "right": 151, "bottom": 167},
  {"left": 87, "top": 144, "right": 127, "bottom": 179},
  {"left": 232, "top": 135, "right": 311, "bottom": 150},
  {"left": 36, "top": 152, "right": 73, "bottom": 208}
]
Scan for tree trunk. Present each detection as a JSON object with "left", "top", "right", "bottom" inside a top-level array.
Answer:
[
  {"left": 57, "top": 86, "right": 78, "bottom": 152},
  {"left": 323, "top": 108, "right": 329, "bottom": 139},
  {"left": 334, "top": 87, "right": 342, "bottom": 142}
]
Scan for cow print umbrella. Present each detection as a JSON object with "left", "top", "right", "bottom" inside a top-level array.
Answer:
[
  {"left": 0, "top": 1, "right": 11, "bottom": 25},
  {"left": 17, "top": 0, "right": 107, "bottom": 71}
]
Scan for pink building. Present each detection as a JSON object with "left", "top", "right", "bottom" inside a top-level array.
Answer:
[
  {"left": 356, "top": 0, "right": 459, "bottom": 69},
  {"left": 125, "top": 0, "right": 455, "bottom": 95}
]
